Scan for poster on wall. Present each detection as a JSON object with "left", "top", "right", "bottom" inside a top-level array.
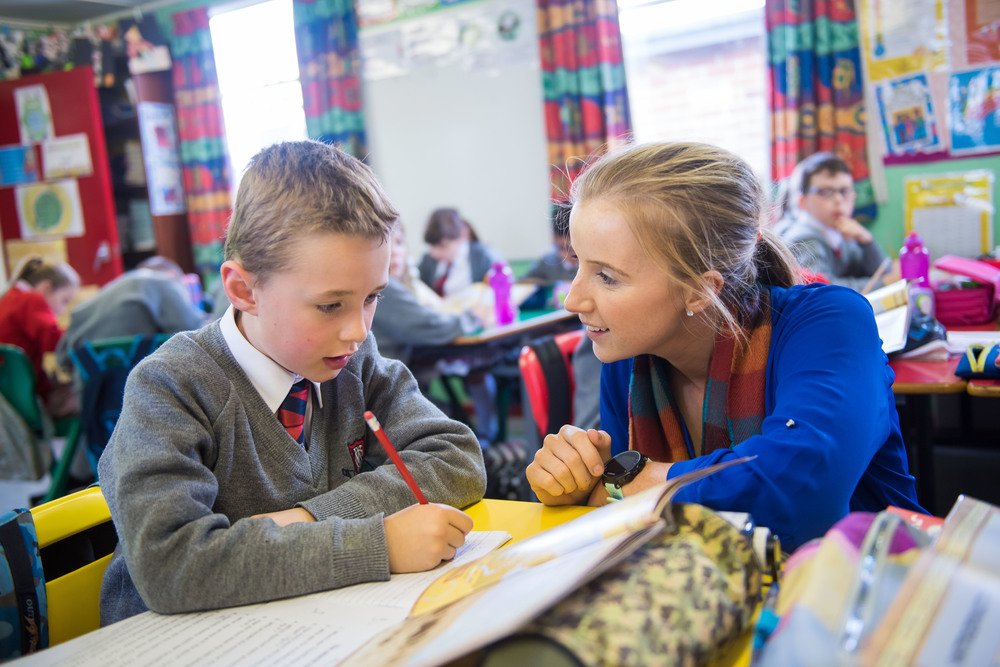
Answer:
[
  {"left": 905, "top": 171, "right": 994, "bottom": 259},
  {"left": 860, "top": 0, "right": 948, "bottom": 81},
  {"left": 15, "top": 179, "right": 85, "bottom": 239},
  {"left": 0, "top": 144, "right": 39, "bottom": 186},
  {"left": 948, "top": 65, "right": 1000, "bottom": 156},
  {"left": 875, "top": 74, "right": 942, "bottom": 155},
  {"left": 965, "top": 0, "right": 1000, "bottom": 65},
  {"left": 4, "top": 238, "right": 69, "bottom": 281},
  {"left": 41, "top": 133, "right": 93, "bottom": 179},
  {"left": 136, "top": 102, "right": 186, "bottom": 216},
  {"left": 14, "top": 84, "right": 55, "bottom": 145}
]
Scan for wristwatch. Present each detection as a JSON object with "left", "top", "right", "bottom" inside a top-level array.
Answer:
[{"left": 602, "top": 450, "right": 649, "bottom": 500}]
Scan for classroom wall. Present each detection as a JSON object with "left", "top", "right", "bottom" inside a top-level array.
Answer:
[{"left": 871, "top": 155, "right": 1000, "bottom": 258}]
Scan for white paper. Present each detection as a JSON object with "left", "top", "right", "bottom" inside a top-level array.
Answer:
[
  {"left": 14, "top": 84, "right": 54, "bottom": 144},
  {"left": 865, "top": 280, "right": 910, "bottom": 354},
  {"left": 946, "top": 330, "right": 1000, "bottom": 355},
  {"left": 15, "top": 179, "right": 84, "bottom": 239},
  {"left": 19, "top": 531, "right": 510, "bottom": 667},
  {"left": 912, "top": 206, "right": 991, "bottom": 261},
  {"left": 41, "top": 134, "right": 93, "bottom": 179}
]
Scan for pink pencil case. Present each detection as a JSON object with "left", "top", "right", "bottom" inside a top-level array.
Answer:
[{"left": 932, "top": 255, "right": 1000, "bottom": 326}]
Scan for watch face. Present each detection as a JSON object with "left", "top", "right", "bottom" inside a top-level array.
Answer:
[{"left": 604, "top": 450, "right": 643, "bottom": 482}]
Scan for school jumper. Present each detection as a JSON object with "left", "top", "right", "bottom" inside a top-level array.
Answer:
[
  {"left": 55, "top": 269, "right": 206, "bottom": 367},
  {"left": 776, "top": 213, "right": 888, "bottom": 291},
  {"left": 0, "top": 283, "right": 63, "bottom": 398},
  {"left": 524, "top": 249, "right": 578, "bottom": 284},
  {"left": 418, "top": 240, "right": 502, "bottom": 292},
  {"left": 370, "top": 277, "right": 479, "bottom": 365},
  {"left": 98, "top": 318, "right": 486, "bottom": 624},
  {"left": 600, "top": 283, "right": 922, "bottom": 551}
]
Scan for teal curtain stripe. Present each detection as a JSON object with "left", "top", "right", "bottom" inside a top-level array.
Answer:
[
  {"left": 768, "top": 19, "right": 858, "bottom": 64},
  {"left": 171, "top": 30, "right": 213, "bottom": 58},
  {"left": 306, "top": 109, "right": 366, "bottom": 137},
  {"left": 541, "top": 65, "right": 627, "bottom": 98},
  {"left": 180, "top": 138, "right": 228, "bottom": 163},
  {"left": 293, "top": 0, "right": 353, "bottom": 26}
]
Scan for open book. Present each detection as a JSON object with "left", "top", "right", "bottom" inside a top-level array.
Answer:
[
  {"left": 347, "top": 456, "right": 758, "bottom": 667},
  {"left": 865, "top": 279, "right": 911, "bottom": 355}
]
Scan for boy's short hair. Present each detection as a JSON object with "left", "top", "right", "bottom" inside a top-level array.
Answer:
[
  {"left": 797, "top": 152, "right": 852, "bottom": 195},
  {"left": 225, "top": 141, "right": 398, "bottom": 282}
]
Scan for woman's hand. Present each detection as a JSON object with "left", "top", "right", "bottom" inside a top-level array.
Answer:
[{"left": 526, "top": 425, "right": 611, "bottom": 506}]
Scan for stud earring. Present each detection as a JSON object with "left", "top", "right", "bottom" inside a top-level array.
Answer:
[{"left": 686, "top": 309, "right": 694, "bottom": 317}]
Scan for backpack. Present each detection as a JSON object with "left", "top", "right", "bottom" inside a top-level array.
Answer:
[
  {"left": 0, "top": 508, "right": 47, "bottom": 659},
  {"left": 70, "top": 335, "right": 166, "bottom": 473},
  {"left": 483, "top": 439, "right": 532, "bottom": 501}
]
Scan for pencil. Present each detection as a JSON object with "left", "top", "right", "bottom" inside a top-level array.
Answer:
[
  {"left": 861, "top": 257, "right": 892, "bottom": 295},
  {"left": 363, "top": 410, "right": 429, "bottom": 505}
]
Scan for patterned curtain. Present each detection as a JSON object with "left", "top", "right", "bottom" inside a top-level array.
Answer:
[
  {"left": 171, "top": 7, "right": 232, "bottom": 282},
  {"left": 537, "top": 0, "right": 632, "bottom": 201},
  {"left": 767, "top": 0, "right": 876, "bottom": 222},
  {"left": 292, "top": 0, "right": 366, "bottom": 158}
]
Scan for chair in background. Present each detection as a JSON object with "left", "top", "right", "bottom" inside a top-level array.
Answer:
[
  {"left": 30, "top": 486, "right": 117, "bottom": 645},
  {"left": 518, "top": 329, "right": 584, "bottom": 438}
]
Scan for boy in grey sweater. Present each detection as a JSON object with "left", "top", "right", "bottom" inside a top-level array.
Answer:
[{"left": 98, "top": 141, "right": 487, "bottom": 625}]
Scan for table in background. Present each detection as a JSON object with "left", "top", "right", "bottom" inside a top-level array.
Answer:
[{"left": 412, "top": 309, "right": 580, "bottom": 441}]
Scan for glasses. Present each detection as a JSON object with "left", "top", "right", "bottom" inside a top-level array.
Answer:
[{"left": 808, "top": 186, "right": 856, "bottom": 200}]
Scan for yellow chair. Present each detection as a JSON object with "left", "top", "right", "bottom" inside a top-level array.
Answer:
[{"left": 30, "top": 486, "right": 116, "bottom": 645}]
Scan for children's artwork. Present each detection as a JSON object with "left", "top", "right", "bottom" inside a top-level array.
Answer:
[
  {"left": 0, "top": 144, "right": 39, "bottom": 186},
  {"left": 15, "top": 179, "right": 84, "bottom": 239},
  {"left": 4, "top": 238, "right": 68, "bottom": 281},
  {"left": 137, "top": 102, "right": 186, "bottom": 216},
  {"left": 14, "top": 84, "right": 54, "bottom": 144},
  {"left": 965, "top": 0, "right": 1000, "bottom": 65},
  {"left": 859, "top": 0, "right": 947, "bottom": 81},
  {"left": 904, "top": 171, "right": 994, "bottom": 260},
  {"left": 948, "top": 65, "right": 1000, "bottom": 156},
  {"left": 875, "top": 74, "right": 942, "bottom": 155},
  {"left": 118, "top": 15, "right": 171, "bottom": 75},
  {"left": 41, "top": 133, "right": 93, "bottom": 179}
]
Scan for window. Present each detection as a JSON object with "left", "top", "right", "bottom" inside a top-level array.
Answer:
[
  {"left": 618, "top": 0, "right": 768, "bottom": 180},
  {"left": 210, "top": 0, "right": 306, "bottom": 194}
]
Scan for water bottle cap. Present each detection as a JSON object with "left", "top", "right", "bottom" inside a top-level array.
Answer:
[{"left": 904, "top": 231, "right": 924, "bottom": 251}]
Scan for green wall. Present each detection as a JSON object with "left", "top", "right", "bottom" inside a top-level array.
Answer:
[{"left": 871, "top": 155, "right": 1000, "bottom": 258}]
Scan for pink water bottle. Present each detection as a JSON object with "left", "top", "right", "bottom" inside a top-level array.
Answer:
[
  {"left": 899, "top": 231, "right": 930, "bottom": 286},
  {"left": 487, "top": 262, "right": 517, "bottom": 326}
]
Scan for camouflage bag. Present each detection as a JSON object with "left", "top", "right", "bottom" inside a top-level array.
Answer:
[
  {"left": 0, "top": 508, "right": 48, "bottom": 660},
  {"left": 484, "top": 504, "right": 763, "bottom": 667}
]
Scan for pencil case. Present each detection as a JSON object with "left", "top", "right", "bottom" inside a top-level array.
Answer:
[
  {"left": 954, "top": 343, "right": 1000, "bottom": 379},
  {"left": 932, "top": 255, "right": 1000, "bottom": 326}
]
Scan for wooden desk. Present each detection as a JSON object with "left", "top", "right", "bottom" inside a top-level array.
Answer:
[
  {"left": 889, "top": 357, "right": 966, "bottom": 394},
  {"left": 967, "top": 378, "right": 1000, "bottom": 397}
]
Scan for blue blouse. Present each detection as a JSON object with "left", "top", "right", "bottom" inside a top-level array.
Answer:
[{"left": 600, "top": 283, "right": 923, "bottom": 550}]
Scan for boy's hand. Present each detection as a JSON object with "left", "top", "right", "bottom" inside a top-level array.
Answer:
[
  {"left": 526, "top": 426, "right": 611, "bottom": 506},
  {"left": 833, "top": 216, "right": 873, "bottom": 244},
  {"left": 384, "top": 504, "right": 473, "bottom": 573},
  {"left": 252, "top": 507, "right": 316, "bottom": 526}
]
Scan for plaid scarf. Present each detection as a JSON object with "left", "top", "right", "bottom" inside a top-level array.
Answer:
[{"left": 628, "top": 293, "right": 772, "bottom": 461}]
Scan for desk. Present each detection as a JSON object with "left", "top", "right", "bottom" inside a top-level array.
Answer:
[
  {"left": 967, "top": 378, "right": 1000, "bottom": 397},
  {"left": 889, "top": 357, "right": 966, "bottom": 511},
  {"left": 412, "top": 309, "right": 580, "bottom": 441}
]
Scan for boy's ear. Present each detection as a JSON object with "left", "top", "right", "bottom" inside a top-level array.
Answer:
[
  {"left": 220, "top": 260, "right": 258, "bottom": 315},
  {"left": 685, "top": 270, "right": 724, "bottom": 316}
]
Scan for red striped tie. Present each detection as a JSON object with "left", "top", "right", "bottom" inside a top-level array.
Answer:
[{"left": 277, "top": 379, "right": 310, "bottom": 446}]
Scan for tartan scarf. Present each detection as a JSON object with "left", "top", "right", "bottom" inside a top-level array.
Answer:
[{"left": 628, "top": 293, "right": 772, "bottom": 461}]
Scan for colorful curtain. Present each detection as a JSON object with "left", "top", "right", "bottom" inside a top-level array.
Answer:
[
  {"left": 536, "top": 0, "right": 632, "bottom": 201},
  {"left": 767, "top": 0, "right": 876, "bottom": 222},
  {"left": 171, "top": 7, "right": 232, "bottom": 281},
  {"left": 293, "top": 0, "right": 366, "bottom": 158}
]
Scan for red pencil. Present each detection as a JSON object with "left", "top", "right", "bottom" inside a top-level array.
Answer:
[{"left": 363, "top": 410, "right": 429, "bottom": 505}]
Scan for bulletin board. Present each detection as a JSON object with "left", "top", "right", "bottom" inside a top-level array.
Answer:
[{"left": 904, "top": 170, "right": 994, "bottom": 259}]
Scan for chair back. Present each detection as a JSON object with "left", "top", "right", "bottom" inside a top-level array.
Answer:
[
  {"left": 0, "top": 344, "right": 44, "bottom": 433},
  {"left": 30, "top": 486, "right": 116, "bottom": 646},
  {"left": 518, "top": 329, "right": 584, "bottom": 437}
]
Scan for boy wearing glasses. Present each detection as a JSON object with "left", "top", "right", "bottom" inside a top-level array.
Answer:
[{"left": 775, "top": 152, "right": 896, "bottom": 291}]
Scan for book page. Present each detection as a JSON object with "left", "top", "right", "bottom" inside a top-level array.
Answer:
[
  {"left": 20, "top": 531, "right": 510, "bottom": 667},
  {"left": 411, "top": 456, "right": 755, "bottom": 615},
  {"left": 865, "top": 280, "right": 910, "bottom": 354}
]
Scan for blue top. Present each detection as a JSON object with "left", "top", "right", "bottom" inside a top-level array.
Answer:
[{"left": 600, "top": 283, "right": 923, "bottom": 550}]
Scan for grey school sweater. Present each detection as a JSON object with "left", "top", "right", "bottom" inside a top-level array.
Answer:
[{"left": 98, "top": 321, "right": 486, "bottom": 624}]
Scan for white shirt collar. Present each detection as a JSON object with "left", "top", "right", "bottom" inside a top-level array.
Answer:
[{"left": 219, "top": 305, "right": 323, "bottom": 413}]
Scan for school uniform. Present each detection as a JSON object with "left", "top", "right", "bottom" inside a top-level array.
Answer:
[
  {"left": 98, "top": 308, "right": 486, "bottom": 624},
  {"left": 524, "top": 249, "right": 578, "bottom": 284},
  {"left": 775, "top": 212, "right": 888, "bottom": 291},
  {"left": 417, "top": 241, "right": 502, "bottom": 295},
  {"left": 600, "top": 283, "right": 922, "bottom": 551},
  {"left": 55, "top": 269, "right": 206, "bottom": 368},
  {"left": 0, "top": 283, "right": 63, "bottom": 397}
]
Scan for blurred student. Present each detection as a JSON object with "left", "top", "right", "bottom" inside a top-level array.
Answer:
[
  {"left": 98, "top": 141, "right": 485, "bottom": 624},
  {"left": 0, "top": 256, "right": 80, "bottom": 416},
  {"left": 775, "top": 152, "right": 895, "bottom": 291},
  {"left": 418, "top": 208, "right": 503, "bottom": 296},
  {"left": 56, "top": 256, "right": 206, "bottom": 367},
  {"left": 524, "top": 204, "right": 577, "bottom": 284}
]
